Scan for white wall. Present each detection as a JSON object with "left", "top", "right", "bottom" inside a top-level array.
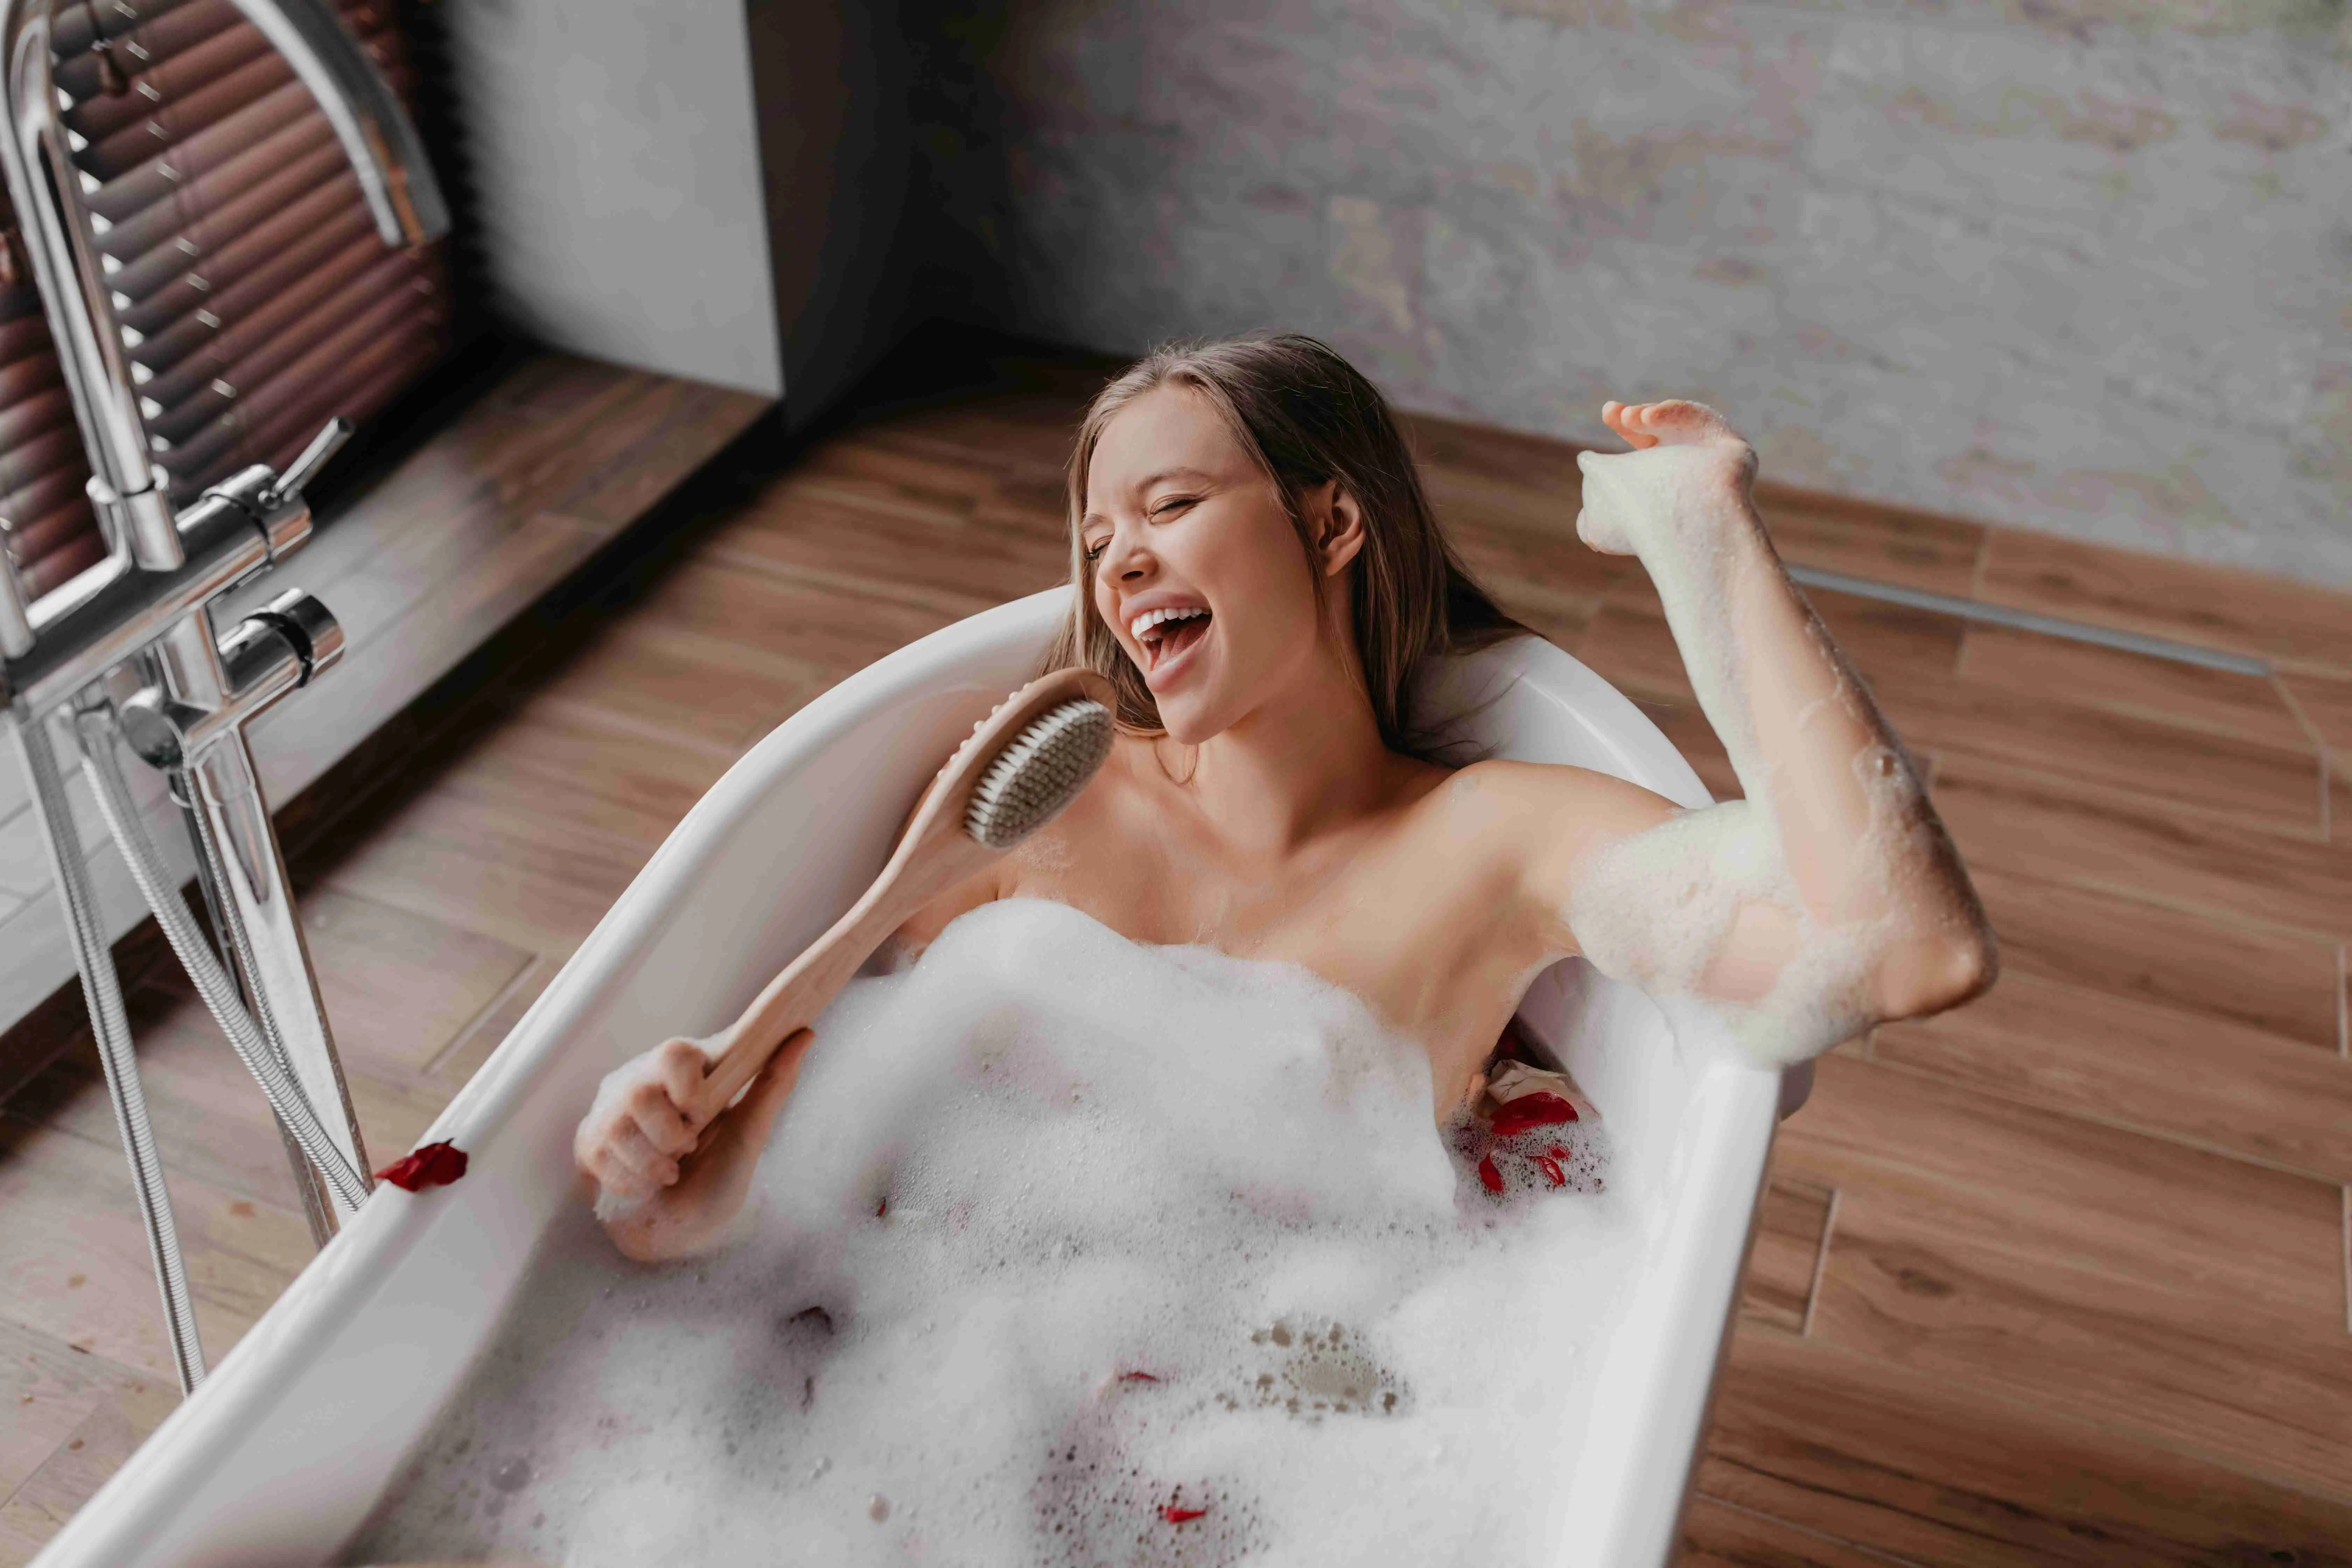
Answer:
[{"left": 438, "top": 0, "right": 785, "bottom": 399}]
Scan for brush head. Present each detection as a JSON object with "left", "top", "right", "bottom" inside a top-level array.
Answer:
[{"left": 964, "top": 697, "right": 1115, "bottom": 850}]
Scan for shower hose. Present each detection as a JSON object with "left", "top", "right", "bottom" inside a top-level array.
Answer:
[
  {"left": 72, "top": 705, "right": 371, "bottom": 1211},
  {"left": 13, "top": 702, "right": 376, "bottom": 1392}
]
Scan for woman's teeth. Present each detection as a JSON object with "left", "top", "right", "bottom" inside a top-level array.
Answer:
[{"left": 1129, "top": 606, "right": 1210, "bottom": 643}]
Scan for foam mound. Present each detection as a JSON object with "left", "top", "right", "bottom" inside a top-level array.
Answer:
[{"left": 348, "top": 900, "right": 1631, "bottom": 1566}]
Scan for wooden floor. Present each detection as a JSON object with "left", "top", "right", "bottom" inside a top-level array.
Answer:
[{"left": 4, "top": 347, "right": 2350, "bottom": 1566}]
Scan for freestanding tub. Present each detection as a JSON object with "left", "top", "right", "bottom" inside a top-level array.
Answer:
[{"left": 30, "top": 588, "right": 1792, "bottom": 1568}]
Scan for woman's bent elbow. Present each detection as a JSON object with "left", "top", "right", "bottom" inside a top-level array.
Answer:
[{"left": 1873, "top": 924, "right": 1998, "bottom": 1021}]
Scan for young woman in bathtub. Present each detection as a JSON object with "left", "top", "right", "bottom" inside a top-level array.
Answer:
[{"left": 575, "top": 333, "right": 1995, "bottom": 1261}]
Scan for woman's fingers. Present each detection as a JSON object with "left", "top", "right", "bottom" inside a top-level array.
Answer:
[
  {"left": 584, "top": 1142, "right": 656, "bottom": 1203},
  {"left": 653, "top": 1038, "right": 708, "bottom": 1118},
  {"left": 625, "top": 1083, "right": 696, "bottom": 1161},
  {"left": 1603, "top": 400, "right": 1662, "bottom": 450},
  {"left": 606, "top": 1121, "right": 680, "bottom": 1188}
]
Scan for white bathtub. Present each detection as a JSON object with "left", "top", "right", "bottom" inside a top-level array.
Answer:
[{"left": 30, "top": 588, "right": 1791, "bottom": 1568}]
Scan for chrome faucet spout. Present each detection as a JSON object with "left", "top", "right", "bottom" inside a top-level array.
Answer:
[
  {"left": 0, "top": 0, "right": 447, "bottom": 582},
  {"left": 0, "top": 0, "right": 166, "bottom": 565},
  {"left": 223, "top": 0, "right": 451, "bottom": 247}
]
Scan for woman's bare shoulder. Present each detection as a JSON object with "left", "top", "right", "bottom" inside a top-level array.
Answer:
[
  {"left": 1423, "top": 760, "right": 1683, "bottom": 954},
  {"left": 1440, "top": 757, "right": 1680, "bottom": 835}
]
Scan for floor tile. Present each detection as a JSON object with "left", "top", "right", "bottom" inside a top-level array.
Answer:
[
  {"left": 1873, "top": 968, "right": 2352, "bottom": 1181},
  {"left": 1978, "top": 531, "right": 2352, "bottom": 674},
  {"left": 1776, "top": 1056, "right": 2344, "bottom": 1328},
  {"left": 1700, "top": 1329, "right": 2352, "bottom": 1566},
  {"left": 1961, "top": 624, "right": 2311, "bottom": 749},
  {"left": 1739, "top": 1176, "right": 1834, "bottom": 1334},
  {"left": 1676, "top": 1493, "right": 1914, "bottom": 1568},
  {"left": 1756, "top": 481, "right": 1987, "bottom": 599},
  {"left": 1966, "top": 866, "right": 2343, "bottom": 1051},
  {"left": 1928, "top": 753, "right": 2352, "bottom": 938}
]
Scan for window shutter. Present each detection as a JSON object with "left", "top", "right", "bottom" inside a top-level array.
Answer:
[{"left": 0, "top": 0, "right": 449, "bottom": 603}]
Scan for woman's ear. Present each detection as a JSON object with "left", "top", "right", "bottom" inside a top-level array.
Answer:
[{"left": 1311, "top": 482, "right": 1368, "bottom": 577}]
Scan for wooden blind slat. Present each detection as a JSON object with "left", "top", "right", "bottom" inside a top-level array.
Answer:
[
  {"left": 0, "top": 384, "right": 78, "bottom": 454},
  {"left": 92, "top": 111, "right": 334, "bottom": 255},
  {"left": 137, "top": 239, "right": 402, "bottom": 409},
  {"left": 65, "top": 15, "right": 275, "bottom": 144},
  {"left": 17, "top": 502, "right": 104, "bottom": 595},
  {"left": 0, "top": 312, "right": 59, "bottom": 372},
  {"left": 0, "top": 422, "right": 90, "bottom": 500},
  {"left": 10, "top": 490, "right": 97, "bottom": 565},
  {"left": 51, "top": 0, "right": 210, "bottom": 60},
  {"left": 108, "top": 158, "right": 358, "bottom": 302},
  {"left": 0, "top": 463, "right": 86, "bottom": 537},
  {"left": 80, "top": 49, "right": 301, "bottom": 183},
  {"left": 161, "top": 312, "right": 438, "bottom": 484},
  {"left": 0, "top": 346, "right": 63, "bottom": 406},
  {"left": 97, "top": 128, "right": 343, "bottom": 263},
  {"left": 0, "top": 282, "right": 45, "bottom": 327},
  {"left": 83, "top": 46, "right": 412, "bottom": 227},
  {"left": 116, "top": 176, "right": 371, "bottom": 330},
  {"left": 219, "top": 327, "right": 439, "bottom": 483},
  {"left": 84, "top": 76, "right": 315, "bottom": 208},
  {"left": 126, "top": 213, "right": 377, "bottom": 372},
  {"left": 146, "top": 260, "right": 421, "bottom": 442},
  {"left": 74, "top": 9, "right": 393, "bottom": 184}
]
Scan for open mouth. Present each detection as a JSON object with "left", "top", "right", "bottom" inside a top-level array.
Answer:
[{"left": 1130, "top": 605, "right": 1212, "bottom": 674}]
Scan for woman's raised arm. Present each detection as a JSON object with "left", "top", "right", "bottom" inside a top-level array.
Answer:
[{"left": 1513, "top": 399, "right": 1994, "bottom": 1065}]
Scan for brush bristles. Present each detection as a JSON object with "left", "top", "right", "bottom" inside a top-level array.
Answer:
[{"left": 965, "top": 699, "right": 1115, "bottom": 850}]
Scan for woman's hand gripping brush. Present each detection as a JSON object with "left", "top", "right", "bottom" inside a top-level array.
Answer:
[
  {"left": 1541, "top": 400, "right": 1995, "bottom": 1063},
  {"left": 573, "top": 669, "right": 1118, "bottom": 1262}
]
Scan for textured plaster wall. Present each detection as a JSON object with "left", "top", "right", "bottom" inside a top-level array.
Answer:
[{"left": 930, "top": 0, "right": 2352, "bottom": 584}]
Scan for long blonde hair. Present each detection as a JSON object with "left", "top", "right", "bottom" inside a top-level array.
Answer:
[{"left": 1043, "top": 332, "right": 1522, "bottom": 762}]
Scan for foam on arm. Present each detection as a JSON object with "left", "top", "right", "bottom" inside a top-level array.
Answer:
[{"left": 1555, "top": 404, "right": 1991, "bottom": 1065}]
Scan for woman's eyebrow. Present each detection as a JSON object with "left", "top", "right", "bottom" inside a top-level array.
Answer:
[{"left": 1134, "top": 466, "right": 1219, "bottom": 492}]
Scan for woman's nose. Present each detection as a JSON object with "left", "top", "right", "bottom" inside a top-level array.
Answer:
[{"left": 1102, "top": 529, "right": 1154, "bottom": 581}]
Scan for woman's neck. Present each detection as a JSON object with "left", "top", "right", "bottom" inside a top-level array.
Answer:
[{"left": 1173, "top": 634, "right": 1406, "bottom": 857}]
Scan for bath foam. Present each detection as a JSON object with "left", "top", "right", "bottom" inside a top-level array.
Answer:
[{"left": 347, "top": 900, "right": 1631, "bottom": 1567}]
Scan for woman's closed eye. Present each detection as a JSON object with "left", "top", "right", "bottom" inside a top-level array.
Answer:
[{"left": 1150, "top": 495, "right": 1199, "bottom": 520}]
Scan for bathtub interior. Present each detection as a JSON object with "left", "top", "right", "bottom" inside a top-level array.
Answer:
[{"left": 32, "top": 590, "right": 1782, "bottom": 1568}]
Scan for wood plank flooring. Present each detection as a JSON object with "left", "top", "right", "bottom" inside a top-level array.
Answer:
[{"left": 2, "top": 346, "right": 2349, "bottom": 1565}]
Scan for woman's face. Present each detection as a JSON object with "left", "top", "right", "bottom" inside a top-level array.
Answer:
[{"left": 1082, "top": 385, "right": 1353, "bottom": 744}]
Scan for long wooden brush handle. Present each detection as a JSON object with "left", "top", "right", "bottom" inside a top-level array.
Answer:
[
  {"left": 691, "top": 667, "right": 1115, "bottom": 1122},
  {"left": 694, "top": 825, "right": 989, "bottom": 1119}
]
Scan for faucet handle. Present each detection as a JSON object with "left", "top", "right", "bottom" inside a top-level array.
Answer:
[
  {"left": 197, "top": 416, "right": 355, "bottom": 567},
  {"left": 268, "top": 417, "right": 355, "bottom": 506}
]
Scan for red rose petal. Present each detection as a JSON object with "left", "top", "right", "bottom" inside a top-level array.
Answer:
[
  {"left": 376, "top": 1140, "right": 468, "bottom": 1192},
  {"left": 1477, "top": 1153, "right": 1504, "bottom": 1194},
  {"left": 1162, "top": 1505, "right": 1208, "bottom": 1524},
  {"left": 1535, "top": 1153, "right": 1566, "bottom": 1188},
  {"left": 1490, "top": 1092, "right": 1577, "bottom": 1138},
  {"left": 1119, "top": 1371, "right": 1161, "bottom": 1384}
]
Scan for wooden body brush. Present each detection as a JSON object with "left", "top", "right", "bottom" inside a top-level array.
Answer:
[{"left": 689, "top": 667, "right": 1118, "bottom": 1122}]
